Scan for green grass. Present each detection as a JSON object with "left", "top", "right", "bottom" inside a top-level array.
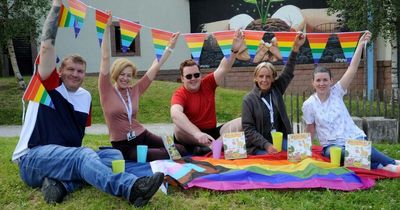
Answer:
[{"left": 1, "top": 136, "right": 400, "bottom": 209}]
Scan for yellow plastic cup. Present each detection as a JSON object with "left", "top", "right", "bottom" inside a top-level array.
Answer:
[
  {"left": 271, "top": 132, "right": 283, "bottom": 152},
  {"left": 330, "top": 147, "right": 342, "bottom": 166},
  {"left": 112, "top": 160, "right": 125, "bottom": 174}
]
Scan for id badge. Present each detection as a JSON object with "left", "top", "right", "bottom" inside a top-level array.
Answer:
[{"left": 127, "top": 131, "right": 136, "bottom": 141}]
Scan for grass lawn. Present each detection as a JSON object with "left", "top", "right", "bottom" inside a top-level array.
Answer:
[{"left": 1, "top": 135, "right": 400, "bottom": 209}]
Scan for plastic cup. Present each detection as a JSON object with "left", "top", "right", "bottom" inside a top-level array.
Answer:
[
  {"left": 271, "top": 132, "right": 283, "bottom": 152},
  {"left": 112, "top": 160, "right": 125, "bottom": 174},
  {"left": 211, "top": 139, "right": 223, "bottom": 159},
  {"left": 330, "top": 146, "right": 342, "bottom": 166},
  {"left": 137, "top": 145, "right": 148, "bottom": 163}
]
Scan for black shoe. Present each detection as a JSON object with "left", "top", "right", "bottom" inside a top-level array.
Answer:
[
  {"left": 41, "top": 177, "right": 67, "bottom": 204},
  {"left": 193, "top": 146, "right": 211, "bottom": 156},
  {"left": 129, "top": 172, "right": 164, "bottom": 207}
]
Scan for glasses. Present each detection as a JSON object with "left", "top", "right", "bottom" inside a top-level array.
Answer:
[{"left": 184, "top": 73, "right": 200, "bottom": 80}]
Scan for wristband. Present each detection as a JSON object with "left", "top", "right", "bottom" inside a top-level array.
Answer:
[
  {"left": 231, "top": 49, "right": 239, "bottom": 54},
  {"left": 165, "top": 46, "right": 174, "bottom": 53}
]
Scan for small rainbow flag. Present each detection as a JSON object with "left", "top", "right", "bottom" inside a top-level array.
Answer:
[
  {"left": 273, "top": 32, "right": 298, "bottom": 64},
  {"left": 307, "top": 33, "right": 331, "bottom": 64},
  {"left": 182, "top": 33, "right": 207, "bottom": 64},
  {"left": 23, "top": 74, "right": 54, "bottom": 108},
  {"left": 95, "top": 9, "right": 110, "bottom": 47},
  {"left": 243, "top": 30, "right": 265, "bottom": 62},
  {"left": 67, "top": 0, "right": 87, "bottom": 38},
  {"left": 336, "top": 32, "right": 362, "bottom": 63},
  {"left": 58, "top": 4, "right": 74, "bottom": 28},
  {"left": 213, "top": 31, "right": 235, "bottom": 59},
  {"left": 119, "top": 18, "right": 142, "bottom": 53},
  {"left": 151, "top": 28, "right": 173, "bottom": 61}
]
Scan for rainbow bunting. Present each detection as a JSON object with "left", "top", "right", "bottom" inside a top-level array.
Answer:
[
  {"left": 307, "top": 33, "right": 331, "bottom": 64},
  {"left": 95, "top": 9, "right": 110, "bottom": 47},
  {"left": 67, "top": 0, "right": 87, "bottom": 38},
  {"left": 119, "top": 19, "right": 142, "bottom": 53},
  {"left": 58, "top": 4, "right": 74, "bottom": 28},
  {"left": 336, "top": 32, "right": 362, "bottom": 63},
  {"left": 182, "top": 33, "right": 207, "bottom": 64},
  {"left": 213, "top": 31, "right": 235, "bottom": 59},
  {"left": 273, "top": 32, "right": 298, "bottom": 64},
  {"left": 151, "top": 29, "right": 173, "bottom": 61},
  {"left": 243, "top": 30, "right": 265, "bottom": 62},
  {"left": 23, "top": 74, "right": 54, "bottom": 108}
]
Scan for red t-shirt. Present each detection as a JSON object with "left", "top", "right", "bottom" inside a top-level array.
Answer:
[{"left": 171, "top": 73, "right": 218, "bottom": 130}]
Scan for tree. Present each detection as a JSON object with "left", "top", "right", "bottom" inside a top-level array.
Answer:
[
  {"left": 327, "top": 0, "right": 400, "bottom": 88},
  {"left": 0, "top": 0, "right": 49, "bottom": 89}
]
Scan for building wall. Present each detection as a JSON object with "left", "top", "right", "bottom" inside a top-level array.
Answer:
[{"left": 55, "top": 0, "right": 191, "bottom": 73}]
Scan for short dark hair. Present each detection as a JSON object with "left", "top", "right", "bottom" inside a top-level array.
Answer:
[
  {"left": 313, "top": 66, "right": 332, "bottom": 80},
  {"left": 179, "top": 59, "right": 200, "bottom": 75}
]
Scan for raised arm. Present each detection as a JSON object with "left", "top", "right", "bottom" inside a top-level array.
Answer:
[
  {"left": 339, "top": 31, "right": 371, "bottom": 90},
  {"left": 145, "top": 32, "right": 180, "bottom": 80},
  {"left": 213, "top": 29, "right": 244, "bottom": 86},
  {"left": 99, "top": 11, "right": 112, "bottom": 75},
  {"left": 38, "top": 0, "right": 61, "bottom": 80}
]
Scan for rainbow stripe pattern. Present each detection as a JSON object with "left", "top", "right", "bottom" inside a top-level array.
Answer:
[
  {"left": 273, "top": 32, "right": 298, "bottom": 64},
  {"left": 23, "top": 74, "right": 54, "bottom": 108},
  {"left": 151, "top": 28, "right": 173, "bottom": 61},
  {"left": 213, "top": 31, "right": 235, "bottom": 59},
  {"left": 243, "top": 30, "right": 265, "bottom": 61},
  {"left": 67, "top": 0, "right": 87, "bottom": 38},
  {"left": 95, "top": 10, "right": 110, "bottom": 47},
  {"left": 119, "top": 18, "right": 142, "bottom": 53},
  {"left": 307, "top": 33, "right": 331, "bottom": 64},
  {"left": 336, "top": 32, "right": 362, "bottom": 63},
  {"left": 182, "top": 33, "right": 207, "bottom": 64},
  {"left": 58, "top": 4, "right": 74, "bottom": 28}
]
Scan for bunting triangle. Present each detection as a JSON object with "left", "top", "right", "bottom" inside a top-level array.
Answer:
[
  {"left": 273, "top": 32, "right": 297, "bottom": 64},
  {"left": 119, "top": 18, "right": 142, "bottom": 53},
  {"left": 243, "top": 30, "right": 265, "bottom": 62},
  {"left": 67, "top": 0, "right": 87, "bottom": 38},
  {"left": 58, "top": 3, "right": 74, "bottom": 28},
  {"left": 213, "top": 31, "right": 235, "bottom": 59},
  {"left": 182, "top": 33, "right": 207, "bottom": 64},
  {"left": 336, "top": 32, "right": 362, "bottom": 63},
  {"left": 307, "top": 33, "right": 331, "bottom": 64},
  {"left": 151, "top": 29, "right": 173, "bottom": 61},
  {"left": 95, "top": 9, "right": 110, "bottom": 47},
  {"left": 22, "top": 74, "right": 54, "bottom": 109}
]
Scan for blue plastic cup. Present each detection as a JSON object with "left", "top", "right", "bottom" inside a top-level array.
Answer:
[{"left": 137, "top": 145, "right": 148, "bottom": 163}]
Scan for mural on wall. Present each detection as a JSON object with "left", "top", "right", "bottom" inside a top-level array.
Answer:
[{"left": 189, "top": 0, "right": 351, "bottom": 68}]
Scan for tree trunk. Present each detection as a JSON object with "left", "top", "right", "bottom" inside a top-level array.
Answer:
[{"left": 7, "top": 38, "right": 26, "bottom": 89}]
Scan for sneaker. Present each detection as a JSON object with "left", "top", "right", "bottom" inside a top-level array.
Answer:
[
  {"left": 382, "top": 164, "right": 400, "bottom": 174},
  {"left": 129, "top": 172, "right": 164, "bottom": 207},
  {"left": 395, "top": 160, "right": 400, "bottom": 165},
  {"left": 41, "top": 177, "right": 67, "bottom": 204}
]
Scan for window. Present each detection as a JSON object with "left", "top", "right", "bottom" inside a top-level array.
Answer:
[{"left": 110, "top": 21, "right": 141, "bottom": 57}]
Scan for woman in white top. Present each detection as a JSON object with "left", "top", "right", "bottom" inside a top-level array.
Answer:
[{"left": 302, "top": 31, "right": 400, "bottom": 173}]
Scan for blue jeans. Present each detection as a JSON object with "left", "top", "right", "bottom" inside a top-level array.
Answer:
[
  {"left": 254, "top": 138, "right": 288, "bottom": 155},
  {"left": 322, "top": 143, "right": 395, "bottom": 169},
  {"left": 18, "top": 145, "right": 138, "bottom": 200}
]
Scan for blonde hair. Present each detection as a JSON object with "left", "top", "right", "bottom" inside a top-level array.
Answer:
[
  {"left": 253, "top": 62, "right": 276, "bottom": 85},
  {"left": 111, "top": 58, "right": 137, "bottom": 82}
]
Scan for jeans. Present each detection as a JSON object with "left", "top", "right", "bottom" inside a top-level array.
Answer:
[
  {"left": 254, "top": 138, "right": 288, "bottom": 155},
  {"left": 18, "top": 145, "right": 138, "bottom": 200}
]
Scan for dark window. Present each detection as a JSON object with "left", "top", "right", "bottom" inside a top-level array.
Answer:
[{"left": 110, "top": 21, "right": 141, "bottom": 57}]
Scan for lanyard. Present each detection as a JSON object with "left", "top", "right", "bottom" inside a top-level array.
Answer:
[
  {"left": 261, "top": 94, "right": 274, "bottom": 127},
  {"left": 115, "top": 86, "right": 132, "bottom": 126}
]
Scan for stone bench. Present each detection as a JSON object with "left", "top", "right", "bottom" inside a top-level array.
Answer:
[{"left": 362, "top": 117, "right": 398, "bottom": 143}]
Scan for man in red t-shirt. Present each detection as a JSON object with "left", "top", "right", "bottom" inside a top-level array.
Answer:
[{"left": 170, "top": 30, "right": 244, "bottom": 155}]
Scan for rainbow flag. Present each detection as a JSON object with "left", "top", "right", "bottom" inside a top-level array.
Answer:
[
  {"left": 243, "top": 30, "right": 265, "bottom": 62},
  {"left": 119, "top": 18, "right": 142, "bottom": 53},
  {"left": 151, "top": 28, "right": 173, "bottom": 61},
  {"left": 58, "top": 4, "right": 74, "bottom": 28},
  {"left": 22, "top": 74, "right": 54, "bottom": 108},
  {"left": 336, "top": 32, "right": 362, "bottom": 63},
  {"left": 307, "top": 33, "right": 331, "bottom": 64},
  {"left": 95, "top": 9, "right": 110, "bottom": 47},
  {"left": 273, "top": 32, "right": 298, "bottom": 64},
  {"left": 213, "top": 31, "right": 235, "bottom": 59},
  {"left": 67, "top": 0, "right": 87, "bottom": 38},
  {"left": 182, "top": 33, "right": 207, "bottom": 64}
]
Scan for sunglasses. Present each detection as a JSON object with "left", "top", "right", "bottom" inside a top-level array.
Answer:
[{"left": 184, "top": 73, "right": 201, "bottom": 80}]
